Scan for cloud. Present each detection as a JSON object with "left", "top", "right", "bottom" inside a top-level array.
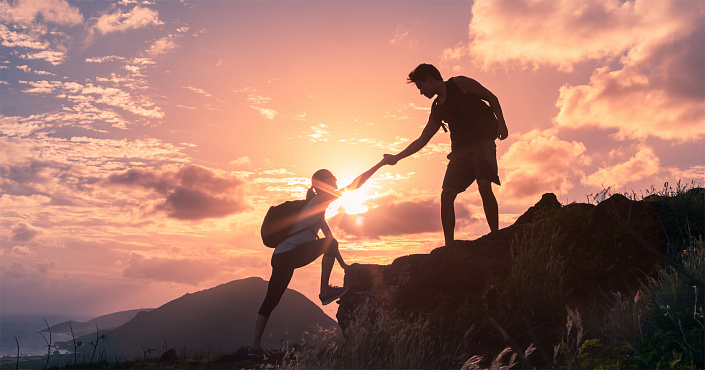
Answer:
[
  {"left": 16, "top": 64, "right": 55, "bottom": 76},
  {"left": 10, "top": 245, "right": 32, "bottom": 256},
  {"left": 36, "top": 259, "right": 54, "bottom": 273},
  {"left": 122, "top": 253, "right": 217, "bottom": 285},
  {"left": 454, "top": 0, "right": 704, "bottom": 143},
  {"left": 0, "top": 24, "right": 48, "bottom": 48},
  {"left": 330, "top": 194, "right": 475, "bottom": 238},
  {"left": 668, "top": 165, "right": 705, "bottom": 184},
  {"left": 17, "top": 79, "right": 164, "bottom": 126},
  {"left": 306, "top": 124, "right": 329, "bottom": 142},
  {"left": 554, "top": 21, "right": 705, "bottom": 142},
  {"left": 252, "top": 107, "right": 278, "bottom": 120},
  {"left": 19, "top": 49, "right": 66, "bottom": 65},
  {"left": 457, "top": 0, "right": 689, "bottom": 71},
  {"left": 0, "top": 0, "right": 83, "bottom": 26},
  {"left": 389, "top": 25, "right": 409, "bottom": 44},
  {"left": 93, "top": 6, "right": 163, "bottom": 35},
  {"left": 85, "top": 55, "right": 125, "bottom": 63},
  {"left": 106, "top": 164, "right": 250, "bottom": 220},
  {"left": 147, "top": 36, "right": 177, "bottom": 56},
  {"left": 229, "top": 157, "right": 250, "bottom": 166},
  {"left": 499, "top": 132, "right": 589, "bottom": 204},
  {"left": 11, "top": 222, "right": 40, "bottom": 241},
  {"left": 583, "top": 146, "right": 660, "bottom": 188},
  {"left": 184, "top": 86, "right": 212, "bottom": 97}
]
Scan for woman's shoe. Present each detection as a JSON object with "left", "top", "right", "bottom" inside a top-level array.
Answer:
[{"left": 319, "top": 285, "right": 349, "bottom": 305}]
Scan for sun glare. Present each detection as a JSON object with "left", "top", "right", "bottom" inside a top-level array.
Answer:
[{"left": 327, "top": 189, "right": 373, "bottom": 218}]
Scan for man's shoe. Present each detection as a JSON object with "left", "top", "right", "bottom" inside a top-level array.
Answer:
[
  {"left": 319, "top": 285, "right": 349, "bottom": 305},
  {"left": 247, "top": 346, "right": 269, "bottom": 360}
]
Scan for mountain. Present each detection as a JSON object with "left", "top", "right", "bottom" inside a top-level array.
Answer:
[
  {"left": 65, "top": 277, "right": 337, "bottom": 359},
  {"left": 42, "top": 309, "right": 153, "bottom": 337}
]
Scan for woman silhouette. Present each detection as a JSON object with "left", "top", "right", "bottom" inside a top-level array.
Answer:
[{"left": 249, "top": 158, "right": 388, "bottom": 358}]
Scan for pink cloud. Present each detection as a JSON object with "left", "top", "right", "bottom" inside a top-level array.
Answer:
[
  {"left": 453, "top": 0, "right": 704, "bottom": 143},
  {"left": 583, "top": 146, "right": 660, "bottom": 188},
  {"left": 555, "top": 23, "right": 704, "bottom": 142},
  {"left": 11, "top": 222, "right": 40, "bottom": 241},
  {"left": 499, "top": 133, "right": 589, "bottom": 204},
  {"left": 329, "top": 194, "right": 476, "bottom": 238},
  {"left": 106, "top": 164, "right": 250, "bottom": 220},
  {"left": 93, "top": 6, "right": 162, "bottom": 35},
  {"left": 0, "top": 0, "right": 83, "bottom": 26},
  {"left": 456, "top": 0, "right": 693, "bottom": 71}
]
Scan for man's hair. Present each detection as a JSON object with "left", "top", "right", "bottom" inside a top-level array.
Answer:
[{"left": 407, "top": 63, "right": 442, "bottom": 84}]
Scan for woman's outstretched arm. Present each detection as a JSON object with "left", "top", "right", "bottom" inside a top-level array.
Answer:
[{"left": 343, "top": 158, "right": 388, "bottom": 192}]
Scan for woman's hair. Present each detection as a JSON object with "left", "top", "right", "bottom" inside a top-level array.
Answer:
[
  {"left": 307, "top": 169, "right": 335, "bottom": 200},
  {"left": 407, "top": 63, "right": 442, "bottom": 84}
]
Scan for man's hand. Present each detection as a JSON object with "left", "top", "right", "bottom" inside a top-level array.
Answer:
[
  {"left": 383, "top": 154, "right": 399, "bottom": 165},
  {"left": 497, "top": 123, "right": 509, "bottom": 140}
]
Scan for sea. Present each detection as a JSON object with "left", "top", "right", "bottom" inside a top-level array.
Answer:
[{"left": 0, "top": 313, "right": 92, "bottom": 358}]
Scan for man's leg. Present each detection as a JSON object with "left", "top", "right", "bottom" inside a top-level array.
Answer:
[
  {"left": 441, "top": 188, "right": 459, "bottom": 246},
  {"left": 478, "top": 179, "right": 498, "bottom": 233}
]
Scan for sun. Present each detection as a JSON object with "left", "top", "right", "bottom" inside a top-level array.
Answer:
[{"left": 327, "top": 188, "right": 373, "bottom": 218}]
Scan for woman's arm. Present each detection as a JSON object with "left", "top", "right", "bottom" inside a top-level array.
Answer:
[{"left": 342, "top": 158, "right": 387, "bottom": 192}]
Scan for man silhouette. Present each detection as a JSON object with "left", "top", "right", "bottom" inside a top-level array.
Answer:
[{"left": 384, "top": 63, "right": 508, "bottom": 246}]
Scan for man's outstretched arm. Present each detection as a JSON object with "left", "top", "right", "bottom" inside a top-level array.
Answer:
[{"left": 384, "top": 117, "right": 441, "bottom": 165}]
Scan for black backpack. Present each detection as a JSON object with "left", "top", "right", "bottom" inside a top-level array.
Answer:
[{"left": 260, "top": 199, "right": 314, "bottom": 248}]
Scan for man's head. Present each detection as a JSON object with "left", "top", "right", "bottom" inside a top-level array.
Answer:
[
  {"left": 408, "top": 64, "right": 443, "bottom": 99},
  {"left": 407, "top": 63, "right": 442, "bottom": 84}
]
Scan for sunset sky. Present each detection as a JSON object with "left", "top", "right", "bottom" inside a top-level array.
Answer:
[{"left": 1, "top": 0, "right": 703, "bottom": 320}]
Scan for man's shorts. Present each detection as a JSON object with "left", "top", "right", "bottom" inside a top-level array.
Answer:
[{"left": 442, "top": 146, "right": 500, "bottom": 192}]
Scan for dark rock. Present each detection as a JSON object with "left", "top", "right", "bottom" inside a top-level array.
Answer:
[
  {"left": 513, "top": 192, "right": 562, "bottom": 225},
  {"left": 159, "top": 348, "right": 177, "bottom": 363},
  {"left": 337, "top": 192, "right": 671, "bottom": 366}
]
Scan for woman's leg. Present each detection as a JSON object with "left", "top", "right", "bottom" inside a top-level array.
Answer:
[
  {"left": 252, "top": 238, "right": 340, "bottom": 350},
  {"left": 287, "top": 238, "right": 340, "bottom": 295},
  {"left": 252, "top": 265, "right": 294, "bottom": 350}
]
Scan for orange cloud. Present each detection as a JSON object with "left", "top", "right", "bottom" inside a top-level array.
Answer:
[
  {"left": 583, "top": 146, "right": 660, "bottom": 188},
  {"left": 499, "top": 133, "right": 589, "bottom": 204},
  {"left": 93, "top": 6, "right": 162, "bottom": 35},
  {"left": 555, "top": 26, "right": 705, "bottom": 141},
  {"left": 0, "top": 0, "right": 83, "bottom": 26},
  {"left": 457, "top": 0, "right": 693, "bottom": 71},
  {"left": 329, "top": 194, "right": 475, "bottom": 238},
  {"left": 455, "top": 0, "right": 704, "bottom": 142}
]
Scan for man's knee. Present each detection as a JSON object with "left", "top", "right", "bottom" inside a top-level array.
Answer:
[{"left": 441, "top": 188, "right": 459, "bottom": 205}]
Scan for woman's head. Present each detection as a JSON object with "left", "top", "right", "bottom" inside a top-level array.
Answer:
[{"left": 308, "top": 169, "right": 338, "bottom": 198}]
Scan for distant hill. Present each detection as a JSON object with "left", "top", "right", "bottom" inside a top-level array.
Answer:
[
  {"left": 60, "top": 277, "right": 338, "bottom": 359},
  {"left": 42, "top": 309, "right": 153, "bottom": 337}
]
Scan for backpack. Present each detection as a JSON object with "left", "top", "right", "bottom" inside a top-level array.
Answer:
[{"left": 260, "top": 199, "right": 314, "bottom": 248}]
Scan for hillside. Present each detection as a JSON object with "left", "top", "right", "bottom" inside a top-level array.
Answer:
[
  {"left": 42, "top": 309, "right": 153, "bottom": 337},
  {"left": 336, "top": 188, "right": 704, "bottom": 368},
  {"left": 58, "top": 277, "right": 337, "bottom": 359}
]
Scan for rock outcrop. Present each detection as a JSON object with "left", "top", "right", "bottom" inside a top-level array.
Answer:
[{"left": 337, "top": 192, "right": 670, "bottom": 364}]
